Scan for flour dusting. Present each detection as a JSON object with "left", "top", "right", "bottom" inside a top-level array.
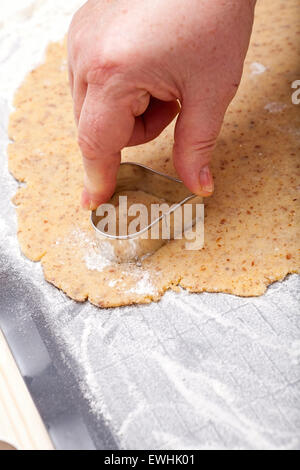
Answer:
[
  {"left": 84, "top": 241, "right": 116, "bottom": 272},
  {"left": 84, "top": 249, "right": 113, "bottom": 272},
  {"left": 63, "top": 227, "right": 159, "bottom": 296},
  {"left": 129, "top": 271, "right": 157, "bottom": 296},
  {"left": 0, "top": 0, "right": 300, "bottom": 452}
]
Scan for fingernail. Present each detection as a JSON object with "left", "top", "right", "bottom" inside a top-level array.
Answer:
[
  {"left": 89, "top": 201, "right": 99, "bottom": 211},
  {"left": 81, "top": 191, "right": 99, "bottom": 211},
  {"left": 199, "top": 165, "right": 214, "bottom": 194}
]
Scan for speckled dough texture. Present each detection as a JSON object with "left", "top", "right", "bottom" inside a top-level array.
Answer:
[{"left": 8, "top": 0, "right": 300, "bottom": 307}]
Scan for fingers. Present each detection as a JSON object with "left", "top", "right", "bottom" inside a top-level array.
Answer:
[
  {"left": 127, "top": 98, "right": 180, "bottom": 146},
  {"left": 78, "top": 88, "right": 179, "bottom": 209},
  {"left": 78, "top": 83, "right": 135, "bottom": 210},
  {"left": 173, "top": 96, "right": 226, "bottom": 197}
]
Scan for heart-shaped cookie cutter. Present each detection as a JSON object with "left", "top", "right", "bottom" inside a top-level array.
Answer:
[{"left": 91, "top": 162, "right": 202, "bottom": 240}]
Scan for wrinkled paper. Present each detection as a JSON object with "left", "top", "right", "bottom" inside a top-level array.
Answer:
[{"left": 0, "top": 0, "right": 299, "bottom": 450}]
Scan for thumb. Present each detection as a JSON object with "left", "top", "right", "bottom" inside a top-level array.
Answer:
[{"left": 173, "top": 96, "right": 226, "bottom": 196}]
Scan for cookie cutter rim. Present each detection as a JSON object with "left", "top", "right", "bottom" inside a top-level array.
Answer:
[{"left": 90, "top": 162, "right": 197, "bottom": 241}]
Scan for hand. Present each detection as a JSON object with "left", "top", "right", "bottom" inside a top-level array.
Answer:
[{"left": 68, "top": 0, "right": 256, "bottom": 210}]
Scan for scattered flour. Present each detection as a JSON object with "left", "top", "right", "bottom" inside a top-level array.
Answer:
[
  {"left": 84, "top": 249, "right": 113, "bottom": 272},
  {"left": 84, "top": 240, "right": 116, "bottom": 272},
  {"left": 0, "top": 0, "right": 85, "bottom": 103},
  {"left": 66, "top": 228, "right": 116, "bottom": 272},
  {"left": 65, "top": 228, "right": 158, "bottom": 296},
  {"left": 128, "top": 271, "right": 157, "bottom": 296}
]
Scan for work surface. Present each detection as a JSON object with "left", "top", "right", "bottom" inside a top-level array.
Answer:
[{"left": 0, "top": 0, "right": 299, "bottom": 450}]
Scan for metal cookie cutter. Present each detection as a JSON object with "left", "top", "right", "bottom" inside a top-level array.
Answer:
[{"left": 91, "top": 162, "right": 202, "bottom": 262}]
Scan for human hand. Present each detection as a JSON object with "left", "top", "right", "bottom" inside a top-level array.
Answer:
[{"left": 68, "top": 0, "right": 256, "bottom": 209}]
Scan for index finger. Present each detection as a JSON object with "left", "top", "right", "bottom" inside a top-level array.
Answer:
[{"left": 78, "top": 83, "right": 135, "bottom": 209}]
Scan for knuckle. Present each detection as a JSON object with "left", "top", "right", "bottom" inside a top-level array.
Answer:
[
  {"left": 175, "top": 129, "right": 217, "bottom": 152},
  {"left": 191, "top": 139, "right": 216, "bottom": 154},
  {"left": 69, "top": 28, "right": 123, "bottom": 85},
  {"left": 86, "top": 54, "right": 119, "bottom": 84},
  {"left": 174, "top": 135, "right": 216, "bottom": 166},
  {"left": 77, "top": 134, "right": 98, "bottom": 160}
]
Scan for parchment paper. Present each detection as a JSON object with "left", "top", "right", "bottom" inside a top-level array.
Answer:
[{"left": 0, "top": 0, "right": 299, "bottom": 450}]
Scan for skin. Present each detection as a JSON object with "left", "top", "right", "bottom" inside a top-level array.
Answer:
[{"left": 68, "top": 0, "right": 257, "bottom": 210}]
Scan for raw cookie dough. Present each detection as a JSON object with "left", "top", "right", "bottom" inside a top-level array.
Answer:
[{"left": 8, "top": 0, "right": 300, "bottom": 307}]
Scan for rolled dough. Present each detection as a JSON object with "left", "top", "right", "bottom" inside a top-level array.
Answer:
[
  {"left": 8, "top": 0, "right": 300, "bottom": 307},
  {"left": 93, "top": 190, "right": 172, "bottom": 263}
]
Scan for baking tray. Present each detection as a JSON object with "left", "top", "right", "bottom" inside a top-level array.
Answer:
[{"left": 0, "top": 0, "right": 299, "bottom": 450}]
